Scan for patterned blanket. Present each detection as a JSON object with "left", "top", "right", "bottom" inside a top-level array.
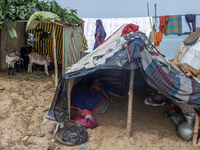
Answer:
[
  {"left": 165, "top": 15, "right": 182, "bottom": 36},
  {"left": 124, "top": 33, "right": 200, "bottom": 105}
]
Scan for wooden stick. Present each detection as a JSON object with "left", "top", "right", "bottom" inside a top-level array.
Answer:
[
  {"left": 192, "top": 113, "right": 200, "bottom": 146},
  {"left": 154, "top": 3, "right": 157, "bottom": 31},
  {"left": 127, "top": 70, "right": 135, "bottom": 138},
  {"left": 53, "top": 23, "right": 58, "bottom": 88},
  {"left": 67, "top": 79, "right": 71, "bottom": 120},
  {"left": 62, "top": 27, "right": 64, "bottom": 75},
  {"left": 147, "top": 3, "right": 154, "bottom": 45}
]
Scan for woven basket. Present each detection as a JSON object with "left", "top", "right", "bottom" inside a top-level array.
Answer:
[{"left": 55, "top": 120, "right": 78, "bottom": 146}]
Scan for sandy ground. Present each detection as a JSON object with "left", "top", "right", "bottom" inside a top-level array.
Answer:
[{"left": 0, "top": 70, "right": 199, "bottom": 150}]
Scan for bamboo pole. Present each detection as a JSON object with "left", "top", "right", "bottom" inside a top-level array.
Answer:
[
  {"left": 62, "top": 27, "right": 64, "bottom": 75},
  {"left": 154, "top": 3, "right": 157, "bottom": 31},
  {"left": 67, "top": 79, "right": 71, "bottom": 120},
  {"left": 52, "top": 23, "right": 58, "bottom": 88},
  {"left": 147, "top": 3, "right": 154, "bottom": 45},
  {"left": 192, "top": 113, "right": 200, "bottom": 146},
  {"left": 127, "top": 70, "right": 135, "bottom": 138}
]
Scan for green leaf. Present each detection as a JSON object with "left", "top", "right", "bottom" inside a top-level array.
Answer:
[
  {"left": 30, "top": 83, "right": 33, "bottom": 87},
  {"left": 28, "top": 77, "right": 36, "bottom": 80},
  {"left": 1, "top": 87, "right": 5, "bottom": 91},
  {"left": 40, "top": 118, "right": 43, "bottom": 123},
  {"left": 25, "top": 95, "right": 34, "bottom": 100},
  {"left": 52, "top": 74, "right": 55, "bottom": 82},
  {"left": 42, "top": 108, "right": 50, "bottom": 113},
  {"left": 33, "top": 130, "right": 43, "bottom": 137},
  {"left": 19, "top": 92, "right": 24, "bottom": 95}
]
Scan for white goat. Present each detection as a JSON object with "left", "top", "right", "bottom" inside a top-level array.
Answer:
[
  {"left": 28, "top": 52, "right": 51, "bottom": 75},
  {"left": 6, "top": 51, "right": 23, "bottom": 75}
]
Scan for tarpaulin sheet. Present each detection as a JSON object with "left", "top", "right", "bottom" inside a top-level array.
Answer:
[{"left": 26, "top": 11, "right": 62, "bottom": 30}]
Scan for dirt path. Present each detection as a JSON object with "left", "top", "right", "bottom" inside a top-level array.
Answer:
[{"left": 0, "top": 71, "right": 199, "bottom": 150}]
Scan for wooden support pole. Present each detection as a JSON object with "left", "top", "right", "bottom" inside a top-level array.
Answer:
[
  {"left": 192, "top": 113, "right": 200, "bottom": 146},
  {"left": 127, "top": 70, "right": 135, "bottom": 138},
  {"left": 53, "top": 23, "right": 58, "bottom": 88},
  {"left": 147, "top": 3, "right": 154, "bottom": 45},
  {"left": 154, "top": 3, "right": 157, "bottom": 31},
  {"left": 67, "top": 79, "right": 71, "bottom": 120}
]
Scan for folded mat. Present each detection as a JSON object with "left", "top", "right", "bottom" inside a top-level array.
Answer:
[{"left": 71, "top": 91, "right": 102, "bottom": 111}]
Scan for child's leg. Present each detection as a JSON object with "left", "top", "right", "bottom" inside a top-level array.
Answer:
[
  {"left": 101, "top": 90, "right": 113, "bottom": 102},
  {"left": 108, "top": 91, "right": 126, "bottom": 99}
]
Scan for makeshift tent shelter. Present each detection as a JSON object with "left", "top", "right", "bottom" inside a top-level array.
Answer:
[
  {"left": 46, "top": 24, "right": 200, "bottom": 139},
  {"left": 26, "top": 11, "right": 87, "bottom": 87}
]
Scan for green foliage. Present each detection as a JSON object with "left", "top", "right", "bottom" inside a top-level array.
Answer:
[{"left": 0, "top": 0, "right": 82, "bottom": 38}]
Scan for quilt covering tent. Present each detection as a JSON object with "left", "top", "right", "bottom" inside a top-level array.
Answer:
[{"left": 46, "top": 24, "right": 200, "bottom": 123}]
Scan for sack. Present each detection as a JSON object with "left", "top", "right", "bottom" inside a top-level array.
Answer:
[
  {"left": 62, "top": 124, "right": 88, "bottom": 145},
  {"left": 71, "top": 111, "right": 98, "bottom": 129}
]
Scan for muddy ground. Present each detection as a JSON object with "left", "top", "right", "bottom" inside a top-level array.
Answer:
[{"left": 0, "top": 70, "right": 199, "bottom": 150}]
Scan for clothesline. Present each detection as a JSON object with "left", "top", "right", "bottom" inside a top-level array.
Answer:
[{"left": 152, "top": 14, "right": 200, "bottom": 18}]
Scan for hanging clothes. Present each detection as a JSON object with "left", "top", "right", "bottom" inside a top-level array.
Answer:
[
  {"left": 165, "top": 15, "right": 182, "bottom": 36},
  {"left": 149, "top": 29, "right": 154, "bottom": 43},
  {"left": 159, "top": 15, "right": 169, "bottom": 34},
  {"left": 185, "top": 14, "right": 196, "bottom": 32},
  {"left": 154, "top": 32, "right": 163, "bottom": 47}
]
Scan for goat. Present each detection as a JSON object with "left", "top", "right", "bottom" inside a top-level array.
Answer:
[
  {"left": 28, "top": 52, "right": 51, "bottom": 75},
  {"left": 6, "top": 51, "right": 23, "bottom": 75},
  {"left": 20, "top": 46, "right": 33, "bottom": 69}
]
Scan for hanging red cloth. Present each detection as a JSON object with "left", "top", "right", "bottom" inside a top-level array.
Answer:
[
  {"left": 121, "top": 24, "right": 139, "bottom": 37},
  {"left": 159, "top": 15, "right": 169, "bottom": 34}
]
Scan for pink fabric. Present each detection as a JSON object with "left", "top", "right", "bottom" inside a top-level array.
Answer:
[
  {"left": 81, "top": 21, "right": 84, "bottom": 33},
  {"left": 71, "top": 112, "right": 98, "bottom": 129}
]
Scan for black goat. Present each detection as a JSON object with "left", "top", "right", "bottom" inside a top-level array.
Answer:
[{"left": 20, "top": 46, "right": 33, "bottom": 69}]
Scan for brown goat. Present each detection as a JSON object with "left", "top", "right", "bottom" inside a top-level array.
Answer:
[{"left": 28, "top": 52, "right": 51, "bottom": 75}]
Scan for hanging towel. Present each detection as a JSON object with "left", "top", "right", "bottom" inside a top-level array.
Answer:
[
  {"left": 149, "top": 29, "right": 154, "bottom": 43},
  {"left": 165, "top": 15, "right": 182, "bottom": 36},
  {"left": 159, "top": 15, "right": 169, "bottom": 34},
  {"left": 185, "top": 14, "right": 196, "bottom": 32},
  {"left": 154, "top": 32, "right": 163, "bottom": 47}
]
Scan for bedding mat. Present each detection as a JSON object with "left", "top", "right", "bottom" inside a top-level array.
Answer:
[
  {"left": 71, "top": 91, "right": 101, "bottom": 111},
  {"left": 71, "top": 89, "right": 111, "bottom": 115}
]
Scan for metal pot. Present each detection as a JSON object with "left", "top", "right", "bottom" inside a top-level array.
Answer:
[
  {"left": 152, "top": 93, "right": 168, "bottom": 103},
  {"left": 178, "top": 112, "right": 195, "bottom": 141}
]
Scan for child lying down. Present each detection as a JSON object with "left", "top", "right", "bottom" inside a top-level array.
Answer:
[{"left": 90, "top": 78, "right": 126, "bottom": 102}]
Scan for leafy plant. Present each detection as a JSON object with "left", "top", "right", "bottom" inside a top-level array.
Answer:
[
  {"left": 33, "top": 130, "right": 43, "bottom": 137},
  {"left": 25, "top": 95, "right": 34, "bottom": 100},
  {"left": 0, "top": 0, "right": 82, "bottom": 38},
  {"left": 42, "top": 108, "right": 50, "bottom": 113}
]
